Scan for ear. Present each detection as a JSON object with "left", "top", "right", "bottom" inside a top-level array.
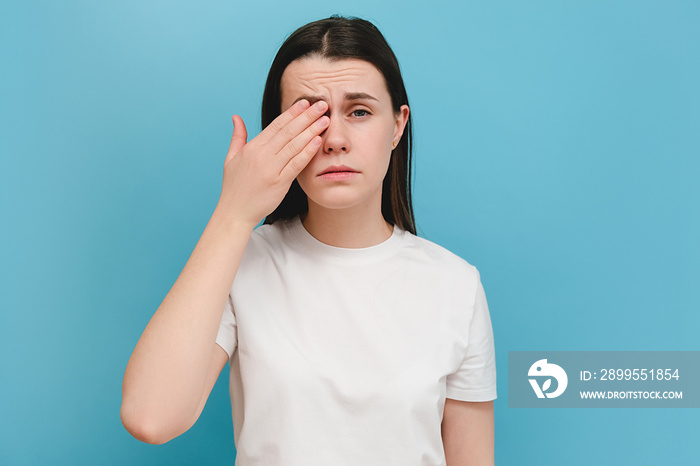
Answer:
[{"left": 392, "top": 105, "right": 410, "bottom": 145}]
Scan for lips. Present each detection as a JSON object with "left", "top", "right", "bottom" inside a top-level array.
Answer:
[{"left": 319, "top": 164, "right": 358, "bottom": 176}]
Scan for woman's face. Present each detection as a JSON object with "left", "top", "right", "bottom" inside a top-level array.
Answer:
[{"left": 280, "top": 56, "right": 409, "bottom": 215}]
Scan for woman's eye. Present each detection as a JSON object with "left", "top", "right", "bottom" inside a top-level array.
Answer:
[{"left": 351, "top": 109, "right": 370, "bottom": 117}]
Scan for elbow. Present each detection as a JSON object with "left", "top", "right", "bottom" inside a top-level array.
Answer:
[{"left": 120, "top": 403, "right": 171, "bottom": 445}]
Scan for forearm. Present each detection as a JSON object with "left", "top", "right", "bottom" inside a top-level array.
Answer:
[{"left": 121, "top": 207, "right": 255, "bottom": 439}]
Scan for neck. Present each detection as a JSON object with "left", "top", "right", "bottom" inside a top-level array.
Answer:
[{"left": 300, "top": 200, "right": 393, "bottom": 249}]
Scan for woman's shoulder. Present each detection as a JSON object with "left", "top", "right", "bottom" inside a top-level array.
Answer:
[
  {"left": 402, "top": 230, "right": 479, "bottom": 278},
  {"left": 249, "top": 219, "right": 288, "bottom": 249}
]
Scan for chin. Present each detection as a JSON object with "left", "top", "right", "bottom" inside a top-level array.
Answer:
[{"left": 304, "top": 191, "right": 367, "bottom": 211}]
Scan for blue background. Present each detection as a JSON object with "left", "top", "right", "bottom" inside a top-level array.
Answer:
[{"left": 1, "top": 0, "right": 698, "bottom": 464}]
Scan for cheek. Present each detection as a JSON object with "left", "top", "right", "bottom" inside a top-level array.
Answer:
[
  {"left": 296, "top": 160, "right": 318, "bottom": 184},
  {"left": 372, "top": 120, "right": 396, "bottom": 147}
]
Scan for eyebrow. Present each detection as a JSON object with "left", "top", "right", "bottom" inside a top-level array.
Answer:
[{"left": 292, "top": 92, "right": 379, "bottom": 106}]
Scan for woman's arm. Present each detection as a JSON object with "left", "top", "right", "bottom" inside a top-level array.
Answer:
[
  {"left": 121, "top": 99, "right": 329, "bottom": 444},
  {"left": 120, "top": 211, "right": 255, "bottom": 444},
  {"left": 441, "top": 399, "right": 495, "bottom": 466}
]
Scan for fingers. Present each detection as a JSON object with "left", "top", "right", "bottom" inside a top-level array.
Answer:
[
  {"left": 280, "top": 135, "right": 324, "bottom": 182},
  {"left": 227, "top": 115, "right": 247, "bottom": 158},
  {"left": 227, "top": 99, "right": 328, "bottom": 180},
  {"left": 254, "top": 98, "right": 312, "bottom": 147},
  {"left": 277, "top": 113, "right": 329, "bottom": 167},
  {"left": 265, "top": 100, "right": 329, "bottom": 155}
]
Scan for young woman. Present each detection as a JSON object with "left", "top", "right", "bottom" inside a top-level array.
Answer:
[{"left": 122, "top": 15, "right": 497, "bottom": 465}]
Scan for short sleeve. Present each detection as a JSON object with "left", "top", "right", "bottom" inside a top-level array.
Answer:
[
  {"left": 215, "top": 292, "right": 238, "bottom": 359},
  {"left": 445, "top": 267, "right": 497, "bottom": 402}
]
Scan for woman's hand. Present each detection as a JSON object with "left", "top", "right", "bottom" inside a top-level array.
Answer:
[{"left": 216, "top": 99, "right": 329, "bottom": 228}]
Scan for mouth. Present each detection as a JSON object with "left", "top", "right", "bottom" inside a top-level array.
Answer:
[{"left": 319, "top": 164, "right": 358, "bottom": 176}]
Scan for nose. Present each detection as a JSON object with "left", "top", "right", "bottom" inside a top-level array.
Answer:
[{"left": 320, "top": 111, "right": 349, "bottom": 154}]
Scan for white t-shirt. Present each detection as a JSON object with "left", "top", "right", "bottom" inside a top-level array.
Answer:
[{"left": 215, "top": 215, "right": 497, "bottom": 465}]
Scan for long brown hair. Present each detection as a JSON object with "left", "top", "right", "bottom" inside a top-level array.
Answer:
[{"left": 261, "top": 15, "right": 416, "bottom": 235}]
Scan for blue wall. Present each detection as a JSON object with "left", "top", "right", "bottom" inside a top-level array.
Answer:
[{"left": 1, "top": 1, "right": 698, "bottom": 464}]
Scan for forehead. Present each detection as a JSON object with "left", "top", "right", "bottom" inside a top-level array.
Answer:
[{"left": 280, "top": 57, "right": 388, "bottom": 107}]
